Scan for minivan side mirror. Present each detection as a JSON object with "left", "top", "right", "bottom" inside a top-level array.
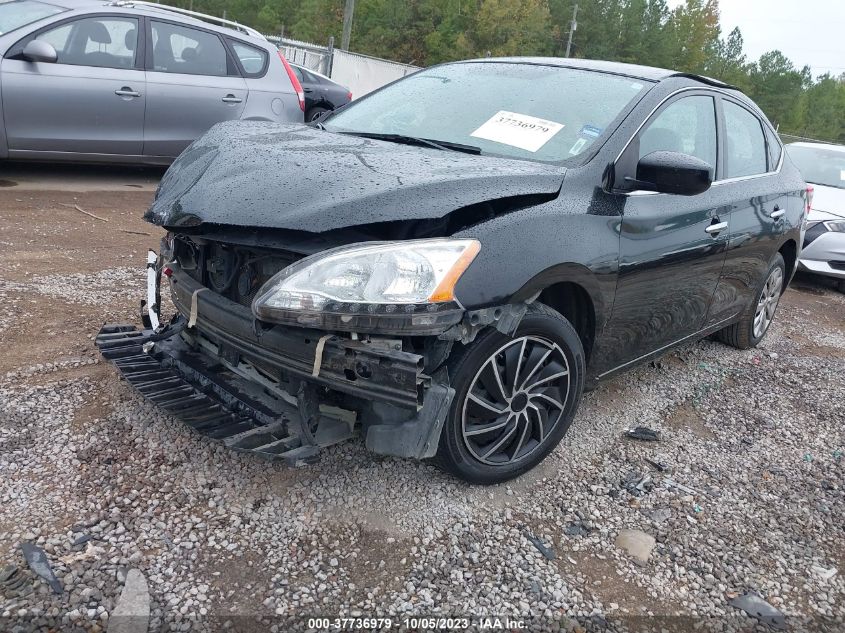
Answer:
[
  {"left": 22, "top": 40, "right": 58, "bottom": 64},
  {"left": 628, "top": 151, "right": 713, "bottom": 196}
]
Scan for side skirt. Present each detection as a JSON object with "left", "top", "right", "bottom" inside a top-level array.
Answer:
[{"left": 594, "top": 313, "right": 740, "bottom": 383}]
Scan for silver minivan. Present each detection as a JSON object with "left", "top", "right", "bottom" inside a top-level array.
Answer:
[{"left": 0, "top": 0, "right": 304, "bottom": 164}]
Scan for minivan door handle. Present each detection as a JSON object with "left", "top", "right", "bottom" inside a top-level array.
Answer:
[
  {"left": 115, "top": 87, "right": 141, "bottom": 97},
  {"left": 770, "top": 208, "right": 785, "bottom": 219},
  {"left": 222, "top": 94, "right": 243, "bottom": 103},
  {"left": 705, "top": 220, "right": 728, "bottom": 235}
]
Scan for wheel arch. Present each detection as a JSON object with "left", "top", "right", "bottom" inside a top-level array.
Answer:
[
  {"left": 778, "top": 238, "right": 798, "bottom": 290},
  {"left": 509, "top": 263, "right": 606, "bottom": 368}
]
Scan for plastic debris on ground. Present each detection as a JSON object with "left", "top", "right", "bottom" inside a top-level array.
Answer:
[
  {"left": 810, "top": 564, "right": 838, "bottom": 582},
  {"left": 624, "top": 426, "right": 661, "bottom": 442},
  {"left": 523, "top": 530, "right": 556, "bottom": 560},
  {"left": 621, "top": 470, "right": 654, "bottom": 496},
  {"left": 564, "top": 520, "right": 592, "bottom": 537},
  {"left": 729, "top": 591, "right": 787, "bottom": 630},
  {"left": 20, "top": 543, "right": 62, "bottom": 594}
]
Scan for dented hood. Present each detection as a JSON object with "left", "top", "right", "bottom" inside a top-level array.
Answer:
[{"left": 145, "top": 121, "right": 565, "bottom": 232}]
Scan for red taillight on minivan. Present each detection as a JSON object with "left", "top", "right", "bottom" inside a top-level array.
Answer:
[
  {"left": 347, "top": 91, "right": 353, "bottom": 102},
  {"left": 278, "top": 52, "right": 305, "bottom": 112},
  {"left": 805, "top": 185, "right": 814, "bottom": 216}
]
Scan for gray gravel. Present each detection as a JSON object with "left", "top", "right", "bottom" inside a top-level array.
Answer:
[{"left": 0, "top": 269, "right": 843, "bottom": 632}]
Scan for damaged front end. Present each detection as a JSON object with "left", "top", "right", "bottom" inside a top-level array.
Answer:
[{"left": 97, "top": 235, "right": 527, "bottom": 467}]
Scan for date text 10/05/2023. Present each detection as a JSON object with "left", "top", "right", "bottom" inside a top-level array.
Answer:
[{"left": 307, "top": 616, "right": 528, "bottom": 630}]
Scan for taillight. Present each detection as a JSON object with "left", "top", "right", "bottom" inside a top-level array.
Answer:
[
  {"left": 278, "top": 52, "right": 305, "bottom": 112},
  {"left": 805, "top": 185, "right": 814, "bottom": 216},
  {"left": 347, "top": 91, "right": 353, "bottom": 102}
]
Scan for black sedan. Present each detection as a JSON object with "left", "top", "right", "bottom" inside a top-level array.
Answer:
[
  {"left": 97, "top": 58, "right": 809, "bottom": 484},
  {"left": 289, "top": 63, "right": 352, "bottom": 122}
]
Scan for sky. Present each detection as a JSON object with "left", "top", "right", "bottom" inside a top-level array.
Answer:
[{"left": 668, "top": 0, "right": 845, "bottom": 76}]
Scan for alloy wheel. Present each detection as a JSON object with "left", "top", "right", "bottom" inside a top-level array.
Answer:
[
  {"left": 753, "top": 267, "right": 783, "bottom": 339},
  {"left": 460, "top": 336, "right": 571, "bottom": 466}
]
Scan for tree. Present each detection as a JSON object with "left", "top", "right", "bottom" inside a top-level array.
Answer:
[
  {"left": 707, "top": 26, "right": 750, "bottom": 90},
  {"left": 469, "top": 0, "right": 556, "bottom": 57},
  {"left": 747, "top": 51, "right": 807, "bottom": 132},
  {"left": 800, "top": 74, "right": 845, "bottom": 143},
  {"left": 665, "top": 0, "right": 720, "bottom": 74}
]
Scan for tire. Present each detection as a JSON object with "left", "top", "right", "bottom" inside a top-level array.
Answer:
[
  {"left": 717, "top": 253, "right": 786, "bottom": 349},
  {"left": 435, "top": 303, "right": 585, "bottom": 484},
  {"left": 306, "top": 106, "right": 330, "bottom": 123}
]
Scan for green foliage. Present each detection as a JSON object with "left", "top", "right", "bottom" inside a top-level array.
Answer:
[{"left": 159, "top": 0, "right": 844, "bottom": 143}]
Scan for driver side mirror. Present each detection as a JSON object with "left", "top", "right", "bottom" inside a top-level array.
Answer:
[
  {"left": 626, "top": 151, "right": 713, "bottom": 196},
  {"left": 22, "top": 40, "right": 58, "bottom": 64}
]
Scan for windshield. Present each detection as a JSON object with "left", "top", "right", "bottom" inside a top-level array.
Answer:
[
  {"left": 787, "top": 144, "right": 845, "bottom": 189},
  {"left": 0, "top": 0, "right": 64, "bottom": 35},
  {"left": 324, "top": 62, "right": 648, "bottom": 164}
]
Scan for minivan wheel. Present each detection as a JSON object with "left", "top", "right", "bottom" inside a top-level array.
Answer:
[
  {"left": 435, "top": 303, "right": 585, "bottom": 484},
  {"left": 717, "top": 253, "right": 786, "bottom": 349}
]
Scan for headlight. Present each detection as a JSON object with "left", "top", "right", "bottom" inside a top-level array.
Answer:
[
  {"left": 823, "top": 220, "right": 845, "bottom": 232},
  {"left": 252, "top": 239, "right": 480, "bottom": 334}
]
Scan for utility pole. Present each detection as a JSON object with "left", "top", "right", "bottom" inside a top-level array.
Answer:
[
  {"left": 565, "top": 3, "right": 578, "bottom": 58},
  {"left": 341, "top": 0, "right": 355, "bottom": 51}
]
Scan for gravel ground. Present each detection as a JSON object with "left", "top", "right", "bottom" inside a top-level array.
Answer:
[{"left": 0, "top": 183, "right": 843, "bottom": 632}]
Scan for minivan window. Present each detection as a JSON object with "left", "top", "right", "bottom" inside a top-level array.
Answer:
[
  {"left": 638, "top": 95, "right": 717, "bottom": 169},
  {"left": 324, "top": 62, "right": 647, "bottom": 163},
  {"left": 0, "top": 0, "right": 63, "bottom": 35},
  {"left": 151, "top": 21, "right": 227, "bottom": 76},
  {"left": 36, "top": 17, "right": 138, "bottom": 69},
  {"left": 723, "top": 101, "right": 767, "bottom": 178}
]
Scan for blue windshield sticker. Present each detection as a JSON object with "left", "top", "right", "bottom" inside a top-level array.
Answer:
[{"left": 580, "top": 125, "right": 602, "bottom": 139}]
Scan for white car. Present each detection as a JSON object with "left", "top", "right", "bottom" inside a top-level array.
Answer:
[{"left": 787, "top": 142, "right": 845, "bottom": 290}]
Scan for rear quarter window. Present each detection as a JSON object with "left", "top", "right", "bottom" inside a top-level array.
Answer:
[{"left": 230, "top": 40, "right": 267, "bottom": 77}]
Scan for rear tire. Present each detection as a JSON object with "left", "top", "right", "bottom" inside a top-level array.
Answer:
[
  {"left": 717, "top": 253, "right": 785, "bottom": 349},
  {"left": 306, "top": 106, "right": 331, "bottom": 122},
  {"left": 435, "top": 303, "right": 585, "bottom": 484}
]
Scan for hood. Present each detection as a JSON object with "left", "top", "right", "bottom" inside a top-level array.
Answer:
[
  {"left": 807, "top": 183, "right": 845, "bottom": 222},
  {"left": 145, "top": 121, "right": 565, "bottom": 233}
]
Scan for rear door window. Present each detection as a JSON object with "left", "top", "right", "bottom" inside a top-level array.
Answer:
[
  {"left": 151, "top": 21, "right": 227, "bottom": 76},
  {"left": 723, "top": 101, "right": 768, "bottom": 178}
]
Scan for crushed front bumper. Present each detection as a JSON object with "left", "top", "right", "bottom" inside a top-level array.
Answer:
[{"left": 96, "top": 254, "right": 454, "bottom": 466}]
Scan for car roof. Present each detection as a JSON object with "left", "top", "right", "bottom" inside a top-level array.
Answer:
[
  {"left": 465, "top": 57, "right": 736, "bottom": 88},
  {"left": 290, "top": 63, "right": 332, "bottom": 82},
  {"left": 36, "top": 0, "right": 266, "bottom": 41},
  {"left": 788, "top": 141, "right": 845, "bottom": 153}
]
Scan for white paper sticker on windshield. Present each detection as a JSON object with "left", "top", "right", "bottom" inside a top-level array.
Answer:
[
  {"left": 840, "top": 169, "right": 845, "bottom": 181},
  {"left": 470, "top": 111, "right": 563, "bottom": 153}
]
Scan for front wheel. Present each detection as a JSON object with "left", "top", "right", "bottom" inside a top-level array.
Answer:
[
  {"left": 435, "top": 303, "right": 585, "bottom": 484},
  {"left": 717, "top": 253, "right": 786, "bottom": 349}
]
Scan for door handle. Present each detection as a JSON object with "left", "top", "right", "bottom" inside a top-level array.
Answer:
[
  {"left": 705, "top": 221, "right": 728, "bottom": 235},
  {"left": 770, "top": 209, "right": 785, "bottom": 219},
  {"left": 115, "top": 87, "right": 141, "bottom": 97},
  {"left": 222, "top": 94, "right": 243, "bottom": 103}
]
